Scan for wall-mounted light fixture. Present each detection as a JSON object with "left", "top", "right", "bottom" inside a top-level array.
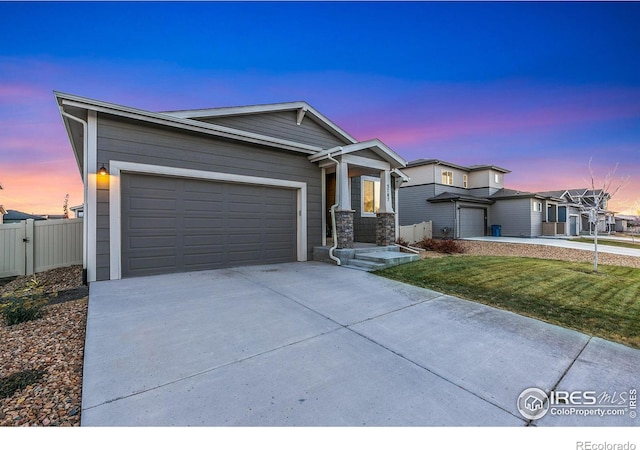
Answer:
[{"left": 98, "top": 165, "right": 108, "bottom": 176}]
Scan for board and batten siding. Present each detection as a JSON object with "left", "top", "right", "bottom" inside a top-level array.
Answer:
[
  {"left": 198, "top": 111, "right": 348, "bottom": 149},
  {"left": 490, "top": 198, "right": 538, "bottom": 237},
  {"left": 95, "top": 115, "right": 323, "bottom": 281}
]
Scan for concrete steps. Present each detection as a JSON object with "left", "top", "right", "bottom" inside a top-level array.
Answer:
[{"left": 314, "top": 245, "right": 420, "bottom": 272}]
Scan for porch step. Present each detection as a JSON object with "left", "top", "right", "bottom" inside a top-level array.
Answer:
[
  {"left": 343, "top": 258, "right": 388, "bottom": 271},
  {"left": 355, "top": 251, "right": 421, "bottom": 267},
  {"left": 313, "top": 244, "right": 420, "bottom": 271}
]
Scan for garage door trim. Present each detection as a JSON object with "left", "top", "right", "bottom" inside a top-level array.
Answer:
[{"left": 109, "top": 160, "right": 307, "bottom": 280}]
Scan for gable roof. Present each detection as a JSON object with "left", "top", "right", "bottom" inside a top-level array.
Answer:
[
  {"left": 428, "top": 192, "right": 494, "bottom": 204},
  {"left": 56, "top": 92, "right": 406, "bottom": 177},
  {"left": 3, "top": 210, "right": 46, "bottom": 221},
  {"left": 308, "top": 139, "right": 407, "bottom": 169},
  {"left": 55, "top": 92, "right": 327, "bottom": 166},
  {"left": 490, "top": 188, "right": 549, "bottom": 200},
  {"left": 163, "top": 101, "right": 358, "bottom": 145},
  {"left": 407, "top": 159, "right": 510, "bottom": 173}
]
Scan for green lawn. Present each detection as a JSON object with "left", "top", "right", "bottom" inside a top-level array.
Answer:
[
  {"left": 376, "top": 256, "right": 640, "bottom": 348},
  {"left": 569, "top": 237, "right": 640, "bottom": 249}
]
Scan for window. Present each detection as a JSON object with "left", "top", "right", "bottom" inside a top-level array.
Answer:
[
  {"left": 361, "top": 176, "right": 380, "bottom": 217},
  {"left": 494, "top": 173, "right": 501, "bottom": 184},
  {"left": 463, "top": 174, "right": 468, "bottom": 188},
  {"left": 533, "top": 201, "right": 542, "bottom": 212},
  {"left": 442, "top": 170, "right": 453, "bottom": 185}
]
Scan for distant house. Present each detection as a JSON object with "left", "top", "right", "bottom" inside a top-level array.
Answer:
[
  {"left": 399, "top": 159, "right": 509, "bottom": 238},
  {"left": 398, "top": 159, "right": 615, "bottom": 238},
  {"left": 70, "top": 204, "right": 84, "bottom": 218},
  {"left": 615, "top": 214, "right": 638, "bottom": 233},
  {"left": 1, "top": 210, "right": 46, "bottom": 224}
]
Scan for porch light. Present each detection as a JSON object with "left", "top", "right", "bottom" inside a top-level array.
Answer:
[{"left": 98, "top": 165, "right": 108, "bottom": 176}]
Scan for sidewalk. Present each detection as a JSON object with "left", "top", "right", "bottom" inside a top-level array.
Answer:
[{"left": 464, "top": 236, "right": 640, "bottom": 258}]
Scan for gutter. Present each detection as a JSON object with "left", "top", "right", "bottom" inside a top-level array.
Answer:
[
  {"left": 326, "top": 149, "right": 343, "bottom": 266},
  {"left": 59, "top": 106, "right": 88, "bottom": 285}
]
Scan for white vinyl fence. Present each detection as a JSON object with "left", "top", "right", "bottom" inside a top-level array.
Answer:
[
  {"left": 399, "top": 221, "right": 433, "bottom": 244},
  {"left": 0, "top": 218, "right": 83, "bottom": 278}
]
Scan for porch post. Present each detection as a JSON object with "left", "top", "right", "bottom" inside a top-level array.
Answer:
[
  {"left": 376, "top": 169, "right": 395, "bottom": 246},
  {"left": 338, "top": 161, "right": 351, "bottom": 211},
  {"left": 378, "top": 169, "right": 394, "bottom": 214},
  {"left": 335, "top": 160, "right": 354, "bottom": 248}
]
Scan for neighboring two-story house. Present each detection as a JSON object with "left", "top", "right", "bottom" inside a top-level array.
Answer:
[
  {"left": 399, "top": 159, "right": 614, "bottom": 239},
  {"left": 399, "top": 159, "right": 510, "bottom": 238}
]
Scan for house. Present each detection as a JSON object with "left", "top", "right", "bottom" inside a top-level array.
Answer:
[
  {"left": 537, "top": 189, "right": 615, "bottom": 235},
  {"left": 399, "top": 159, "right": 510, "bottom": 238},
  {"left": 399, "top": 159, "right": 613, "bottom": 238},
  {"left": 615, "top": 214, "right": 638, "bottom": 233},
  {"left": 69, "top": 204, "right": 84, "bottom": 218},
  {"left": 2, "top": 210, "right": 46, "bottom": 224},
  {"left": 56, "top": 92, "right": 407, "bottom": 282}
]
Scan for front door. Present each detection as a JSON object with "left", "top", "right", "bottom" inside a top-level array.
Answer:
[{"left": 570, "top": 216, "right": 578, "bottom": 236}]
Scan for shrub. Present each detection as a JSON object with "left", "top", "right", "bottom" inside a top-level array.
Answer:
[
  {"left": 435, "top": 239, "right": 465, "bottom": 254},
  {"left": 0, "top": 369, "right": 46, "bottom": 399},
  {"left": 0, "top": 276, "right": 48, "bottom": 326},
  {"left": 414, "top": 238, "right": 465, "bottom": 254}
]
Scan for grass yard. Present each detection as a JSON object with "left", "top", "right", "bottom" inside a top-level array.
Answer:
[{"left": 376, "top": 256, "right": 640, "bottom": 349}]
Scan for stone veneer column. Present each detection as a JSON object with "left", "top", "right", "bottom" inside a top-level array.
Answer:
[
  {"left": 376, "top": 212, "right": 396, "bottom": 246},
  {"left": 335, "top": 210, "right": 354, "bottom": 249}
]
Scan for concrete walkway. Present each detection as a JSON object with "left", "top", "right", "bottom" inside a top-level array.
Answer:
[
  {"left": 464, "top": 236, "right": 640, "bottom": 258},
  {"left": 82, "top": 262, "right": 639, "bottom": 426}
]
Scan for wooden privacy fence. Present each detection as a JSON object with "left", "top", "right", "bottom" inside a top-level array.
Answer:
[
  {"left": 398, "top": 221, "right": 432, "bottom": 244},
  {"left": 0, "top": 218, "right": 83, "bottom": 278}
]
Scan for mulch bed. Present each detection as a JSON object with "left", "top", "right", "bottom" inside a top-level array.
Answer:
[{"left": 1, "top": 265, "right": 86, "bottom": 427}]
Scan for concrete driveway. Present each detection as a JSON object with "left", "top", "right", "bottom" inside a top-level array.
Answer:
[{"left": 82, "top": 262, "right": 639, "bottom": 426}]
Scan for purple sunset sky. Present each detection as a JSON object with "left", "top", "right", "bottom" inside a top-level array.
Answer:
[{"left": 1, "top": 1, "right": 638, "bottom": 215}]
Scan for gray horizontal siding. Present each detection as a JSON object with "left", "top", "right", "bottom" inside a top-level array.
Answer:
[
  {"left": 490, "top": 198, "right": 536, "bottom": 237},
  {"left": 398, "top": 185, "right": 454, "bottom": 238},
  {"left": 398, "top": 185, "right": 435, "bottom": 226},
  {"left": 96, "top": 114, "right": 323, "bottom": 280},
  {"left": 198, "top": 110, "right": 347, "bottom": 149}
]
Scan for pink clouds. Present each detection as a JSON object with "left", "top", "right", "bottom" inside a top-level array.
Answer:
[
  {"left": 343, "top": 82, "right": 640, "bottom": 152},
  {"left": 0, "top": 159, "right": 83, "bottom": 216}
]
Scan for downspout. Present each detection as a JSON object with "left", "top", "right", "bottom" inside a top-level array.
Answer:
[
  {"left": 59, "top": 106, "right": 89, "bottom": 285},
  {"left": 326, "top": 149, "right": 343, "bottom": 266}
]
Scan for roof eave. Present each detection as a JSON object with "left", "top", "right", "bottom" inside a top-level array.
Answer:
[
  {"left": 54, "top": 92, "right": 324, "bottom": 156},
  {"left": 163, "top": 101, "right": 358, "bottom": 145}
]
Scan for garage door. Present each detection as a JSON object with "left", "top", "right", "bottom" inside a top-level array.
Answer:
[
  {"left": 121, "top": 173, "right": 297, "bottom": 278},
  {"left": 459, "top": 208, "right": 486, "bottom": 238}
]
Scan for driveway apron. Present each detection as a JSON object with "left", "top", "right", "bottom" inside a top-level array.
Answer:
[{"left": 81, "top": 262, "right": 639, "bottom": 426}]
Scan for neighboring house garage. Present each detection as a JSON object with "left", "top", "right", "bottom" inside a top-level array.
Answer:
[
  {"left": 459, "top": 207, "right": 486, "bottom": 238},
  {"left": 120, "top": 173, "right": 297, "bottom": 278}
]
